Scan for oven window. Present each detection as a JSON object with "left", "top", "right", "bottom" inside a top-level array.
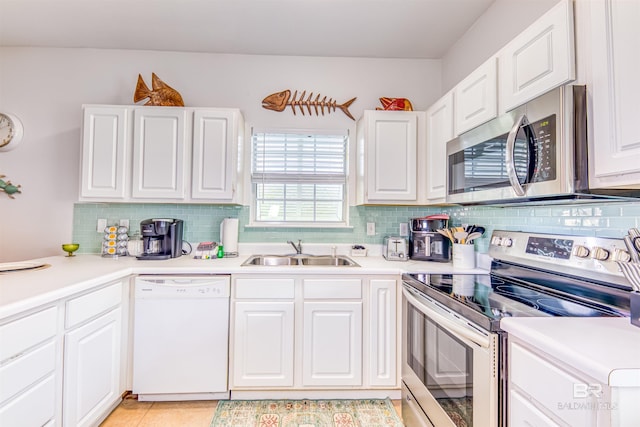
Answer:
[{"left": 407, "top": 303, "right": 474, "bottom": 427}]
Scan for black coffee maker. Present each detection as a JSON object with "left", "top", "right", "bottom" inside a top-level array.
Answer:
[
  {"left": 137, "top": 218, "right": 184, "bottom": 260},
  {"left": 409, "top": 214, "right": 451, "bottom": 262}
]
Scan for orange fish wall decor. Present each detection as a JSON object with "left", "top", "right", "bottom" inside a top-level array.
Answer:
[
  {"left": 376, "top": 97, "right": 413, "bottom": 111},
  {"left": 262, "top": 89, "right": 357, "bottom": 120},
  {"left": 133, "top": 73, "right": 184, "bottom": 107}
]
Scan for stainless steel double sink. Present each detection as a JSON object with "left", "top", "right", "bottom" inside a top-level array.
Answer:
[{"left": 241, "top": 254, "right": 360, "bottom": 267}]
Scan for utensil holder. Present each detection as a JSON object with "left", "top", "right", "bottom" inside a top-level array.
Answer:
[
  {"left": 631, "top": 292, "right": 640, "bottom": 328},
  {"left": 452, "top": 244, "right": 475, "bottom": 269}
]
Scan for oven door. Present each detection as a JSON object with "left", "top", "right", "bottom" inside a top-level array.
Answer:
[{"left": 402, "top": 284, "right": 499, "bottom": 427}]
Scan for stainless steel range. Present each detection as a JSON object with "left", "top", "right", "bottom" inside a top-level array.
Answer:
[{"left": 401, "top": 230, "right": 634, "bottom": 427}]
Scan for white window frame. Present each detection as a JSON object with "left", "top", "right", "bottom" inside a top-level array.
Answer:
[{"left": 249, "top": 128, "right": 350, "bottom": 228}]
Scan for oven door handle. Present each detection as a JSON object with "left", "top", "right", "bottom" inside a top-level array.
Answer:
[
  {"left": 505, "top": 114, "right": 529, "bottom": 197},
  {"left": 403, "top": 286, "right": 490, "bottom": 348}
]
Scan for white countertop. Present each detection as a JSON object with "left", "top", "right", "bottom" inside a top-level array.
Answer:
[
  {"left": 502, "top": 317, "right": 640, "bottom": 387},
  {"left": 0, "top": 252, "right": 488, "bottom": 319}
]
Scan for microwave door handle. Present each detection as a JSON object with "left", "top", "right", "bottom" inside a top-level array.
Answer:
[{"left": 506, "top": 114, "right": 529, "bottom": 197}]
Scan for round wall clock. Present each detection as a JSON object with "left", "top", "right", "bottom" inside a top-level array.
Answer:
[{"left": 0, "top": 112, "right": 24, "bottom": 152}]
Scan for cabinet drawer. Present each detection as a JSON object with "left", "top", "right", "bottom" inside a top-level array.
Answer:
[
  {"left": 303, "top": 279, "right": 362, "bottom": 299},
  {"left": 66, "top": 281, "right": 122, "bottom": 329},
  {"left": 0, "top": 341, "right": 56, "bottom": 403},
  {"left": 510, "top": 389, "right": 561, "bottom": 427},
  {"left": 0, "top": 307, "right": 57, "bottom": 362},
  {"left": 511, "top": 341, "right": 597, "bottom": 427},
  {"left": 235, "top": 278, "right": 295, "bottom": 299},
  {"left": 0, "top": 374, "right": 56, "bottom": 427}
]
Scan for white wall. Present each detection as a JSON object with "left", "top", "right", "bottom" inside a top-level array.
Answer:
[
  {"left": 0, "top": 47, "right": 440, "bottom": 262},
  {"left": 441, "top": 0, "right": 560, "bottom": 92}
]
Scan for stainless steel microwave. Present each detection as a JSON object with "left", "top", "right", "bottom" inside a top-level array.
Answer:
[{"left": 446, "top": 85, "right": 639, "bottom": 205}]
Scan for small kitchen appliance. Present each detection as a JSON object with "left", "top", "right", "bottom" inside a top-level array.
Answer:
[
  {"left": 409, "top": 214, "right": 451, "bottom": 262},
  {"left": 137, "top": 218, "right": 184, "bottom": 260},
  {"left": 402, "top": 230, "right": 634, "bottom": 427},
  {"left": 383, "top": 236, "right": 408, "bottom": 261}
]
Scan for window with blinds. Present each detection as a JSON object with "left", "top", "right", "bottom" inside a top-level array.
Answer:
[{"left": 251, "top": 129, "right": 348, "bottom": 225}]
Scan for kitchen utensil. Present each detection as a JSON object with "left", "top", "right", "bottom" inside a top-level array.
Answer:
[
  {"left": 616, "top": 261, "right": 640, "bottom": 292},
  {"left": 62, "top": 243, "right": 80, "bottom": 257},
  {"left": 623, "top": 235, "right": 640, "bottom": 263},
  {"left": 465, "top": 232, "right": 483, "bottom": 244},
  {"left": 454, "top": 231, "right": 468, "bottom": 244},
  {"left": 437, "top": 229, "right": 454, "bottom": 243}
]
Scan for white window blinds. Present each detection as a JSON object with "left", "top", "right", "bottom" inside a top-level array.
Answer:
[{"left": 251, "top": 130, "right": 348, "bottom": 224}]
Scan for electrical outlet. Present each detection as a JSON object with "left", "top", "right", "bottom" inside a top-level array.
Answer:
[
  {"left": 97, "top": 218, "right": 107, "bottom": 232},
  {"left": 119, "top": 219, "right": 130, "bottom": 228},
  {"left": 366, "top": 222, "right": 376, "bottom": 236},
  {"left": 399, "top": 222, "right": 409, "bottom": 236}
]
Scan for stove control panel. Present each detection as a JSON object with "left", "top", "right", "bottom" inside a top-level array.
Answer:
[{"left": 488, "top": 230, "right": 630, "bottom": 287}]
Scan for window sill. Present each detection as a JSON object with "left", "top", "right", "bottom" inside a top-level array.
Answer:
[{"left": 245, "top": 223, "right": 353, "bottom": 229}]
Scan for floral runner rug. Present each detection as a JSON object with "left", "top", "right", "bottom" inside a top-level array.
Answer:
[{"left": 210, "top": 398, "right": 404, "bottom": 427}]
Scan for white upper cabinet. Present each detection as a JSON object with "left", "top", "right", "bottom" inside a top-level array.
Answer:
[
  {"left": 80, "top": 105, "right": 245, "bottom": 203},
  {"left": 191, "top": 109, "right": 243, "bottom": 202},
  {"left": 425, "top": 91, "right": 454, "bottom": 202},
  {"left": 588, "top": 0, "right": 640, "bottom": 188},
  {"left": 356, "top": 110, "right": 425, "bottom": 204},
  {"left": 132, "top": 107, "right": 187, "bottom": 199},
  {"left": 80, "top": 107, "right": 129, "bottom": 199},
  {"left": 498, "top": 0, "right": 575, "bottom": 112},
  {"left": 454, "top": 57, "right": 497, "bottom": 134}
]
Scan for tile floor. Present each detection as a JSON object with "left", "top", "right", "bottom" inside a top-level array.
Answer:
[{"left": 100, "top": 395, "right": 403, "bottom": 426}]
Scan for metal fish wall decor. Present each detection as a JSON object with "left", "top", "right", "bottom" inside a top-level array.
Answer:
[
  {"left": 376, "top": 97, "right": 413, "bottom": 111},
  {"left": 134, "top": 73, "right": 184, "bottom": 107},
  {"left": 262, "top": 90, "right": 357, "bottom": 120}
]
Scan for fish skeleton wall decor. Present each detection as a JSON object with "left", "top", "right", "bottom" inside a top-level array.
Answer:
[
  {"left": 262, "top": 90, "right": 357, "bottom": 120},
  {"left": 376, "top": 97, "right": 413, "bottom": 111},
  {"left": 134, "top": 73, "right": 184, "bottom": 107}
]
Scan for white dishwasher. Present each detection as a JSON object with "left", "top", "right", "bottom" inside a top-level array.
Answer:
[{"left": 132, "top": 275, "right": 230, "bottom": 401}]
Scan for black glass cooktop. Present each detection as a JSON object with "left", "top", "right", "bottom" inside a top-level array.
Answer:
[{"left": 404, "top": 265, "right": 629, "bottom": 331}]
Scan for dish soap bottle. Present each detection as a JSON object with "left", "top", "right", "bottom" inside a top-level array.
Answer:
[{"left": 217, "top": 245, "right": 224, "bottom": 258}]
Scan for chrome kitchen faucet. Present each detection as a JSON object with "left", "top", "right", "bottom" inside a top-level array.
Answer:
[{"left": 287, "top": 239, "right": 303, "bottom": 254}]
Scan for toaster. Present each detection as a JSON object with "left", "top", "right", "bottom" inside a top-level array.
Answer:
[{"left": 383, "top": 236, "right": 408, "bottom": 261}]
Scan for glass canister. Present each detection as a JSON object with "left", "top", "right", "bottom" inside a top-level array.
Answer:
[{"left": 127, "top": 232, "right": 143, "bottom": 257}]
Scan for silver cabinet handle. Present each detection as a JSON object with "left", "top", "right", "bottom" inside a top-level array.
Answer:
[{"left": 505, "top": 114, "right": 529, "bottom": 197}]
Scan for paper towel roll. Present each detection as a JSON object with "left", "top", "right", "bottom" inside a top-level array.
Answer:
[{"left": 220, "top": 218, "right": 239, "bottom": 255}]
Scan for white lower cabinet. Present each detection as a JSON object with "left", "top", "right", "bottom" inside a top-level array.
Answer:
[
  {"left": 230, "top": 274, "right": 398, "bottom": 392},
  {"left": 302, "top": 301, "right": 362, "bottom": 386},
  {"left": 368, "top": 279, "right": 397, "bottom": 387},
  {"left": 63, "top": 280, "right": 124, "bottom": 427},
  {"left": 63, "top": 308, "right": 122, "bottom": 427},
  {"left": 510, "top": 388, "right": 561, "bottom": 427},
  {"left": 509, "top": 339, "right": 599, "bottom": 427},
  {"left": 0, "top": 307, "right": 59, "bottom": 427},
  {"left": 0, "top": 278, "right": 128, "bottom": 427},
  {"left": 233, "top": 301, "right": 295, "bottom": 387}
]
